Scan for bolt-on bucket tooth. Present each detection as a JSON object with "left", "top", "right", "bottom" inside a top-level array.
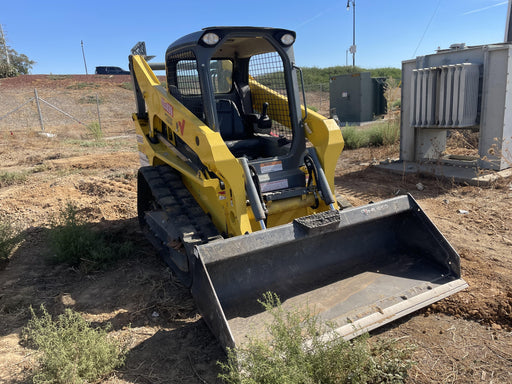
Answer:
[{"left": 191, "top": 194, "right": 468, "bottom": 350}]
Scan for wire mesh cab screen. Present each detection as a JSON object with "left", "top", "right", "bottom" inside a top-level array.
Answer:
[{"left": 249, "top": 52, "right": 293, "bottom": 141}]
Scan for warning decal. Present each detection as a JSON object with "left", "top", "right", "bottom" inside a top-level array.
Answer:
[{"left": 260, "top": 161, "right": 283, "bottom": 173}]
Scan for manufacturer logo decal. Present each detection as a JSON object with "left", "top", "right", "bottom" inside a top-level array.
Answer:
[
  {"left": 161, "top": 98, "right": 174, "bottom": 117},
  {"left": 176, "top": 120, "right": 185, "bottom": 135}
]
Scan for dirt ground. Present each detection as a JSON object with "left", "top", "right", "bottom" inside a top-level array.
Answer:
[{"left": 0, "top": 75, "right": 511, "bottom": 384}]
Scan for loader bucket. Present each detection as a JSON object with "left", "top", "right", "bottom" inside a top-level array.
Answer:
[{"left": 191, "top": 194, "right": 467, "bottom": 350}]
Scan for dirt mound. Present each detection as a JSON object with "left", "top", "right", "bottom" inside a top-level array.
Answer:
[{"left": 0, "top": 74, "right": 132, "bottom": 89}]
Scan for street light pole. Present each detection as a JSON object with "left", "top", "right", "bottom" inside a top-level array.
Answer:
[{"left": 346, "top": 0, "right": 356, "bottom": 67}]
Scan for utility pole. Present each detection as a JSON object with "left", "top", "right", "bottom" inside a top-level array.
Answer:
[
  {"left": 81, "top": 40, "right": 88, "bottom": 75},
  {"left": 346, "top": 0, "right": 356, "bottom": 67},
  {"left": 0, "top": 24, "right": 10, "bottom": 66}
]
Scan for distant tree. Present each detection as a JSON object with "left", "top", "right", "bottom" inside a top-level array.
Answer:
[{"left": 0, "top": 33, "right": 35, "bottom": 78}]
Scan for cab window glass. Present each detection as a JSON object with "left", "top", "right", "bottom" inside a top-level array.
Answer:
[{"left": 210, "top": 60, "right": 232, "bottom": 94}]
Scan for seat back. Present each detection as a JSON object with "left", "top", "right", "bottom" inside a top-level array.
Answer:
[{"left": 216, "top": 99, "right": 247, "bottom": 141}]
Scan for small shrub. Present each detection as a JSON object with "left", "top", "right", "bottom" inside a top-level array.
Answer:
[
  {"left": 63, "top": 139, "right": 109, "bottom": 148},
  {"left": 0, "top": 170, "right": 28, "bottom": 187},
  {"left": 0, "top": 219, "right": 23, "bottom": 269},
  {"left": 78, "top": 95, "right": 103, "bottom": 104},
  {"left": 119, "top": 82, "right": 133, "bottom": 90},
  {"left": 368, "top": 125, "right": 385, "bottom": 147},
  {"left": 48, "top": 203, "right": 132, "bottom": 272},
  {"left": 47, "top": 75, "right": 71, "bottom": 81},
  {"left": 218, "top": 292, "right": 415, "bottom": 384},
  {"left": 341, "top": 121, "right": 399, "bottom": 150},
  {"left": 22, "top": 305, "right": 126, "bottom": 384},
  {"left": 66, "top": 82, "right": 99, "bottom": 90},
  {"left": 341, "top": 125, "right": 369, "bottom": 149},
  {"left": 86, "top": 121, "right": 103, "bottom": 140},
  {"left": 390, "top": 98, "right": 401, "bottom": 110}
]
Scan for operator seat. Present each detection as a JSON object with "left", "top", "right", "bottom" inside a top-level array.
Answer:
[{"left": 216, "top": 99, "right": 261, "bottom": 158}]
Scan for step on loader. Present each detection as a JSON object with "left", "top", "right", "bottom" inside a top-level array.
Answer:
[{"left": 129, "top": 27, "right": 467, "bottom": 350}]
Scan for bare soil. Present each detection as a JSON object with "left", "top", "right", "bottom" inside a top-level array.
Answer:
[{"left": 0, "top": 75, "right": 511, "bottom": 384}]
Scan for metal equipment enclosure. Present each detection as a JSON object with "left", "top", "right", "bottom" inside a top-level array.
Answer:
[
  {"left": 329, "top": 72, "right": 387, "bottom": 123},
  {"left": 401, "top": 43, "right": 512, "bottom": 171}
]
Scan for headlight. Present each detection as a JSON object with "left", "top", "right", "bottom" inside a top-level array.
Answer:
[
  {"left": 280, "top": 33, "right": 295, "bottom": 46},
  {"left": 202, "top": 32, "right": 220, "bottom": 46}
]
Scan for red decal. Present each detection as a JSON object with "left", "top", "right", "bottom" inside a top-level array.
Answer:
[
  {"left": 161, "top": 98, "right": 174, "bottom": 117},
  {"left": 177, "top": 120, "right": 185, "bottom": 135}
]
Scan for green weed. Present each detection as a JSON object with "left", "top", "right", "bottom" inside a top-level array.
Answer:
[
  {"left": 86, "top": 121, "right": 103, "bottom": 140},
  {"left": 341, "top": 120, "right": 399, "bottom": 150},
  {"left": 63, "top": 139, "right": 110, "bottom": 148},
  {"left": 47, "top": 75, "right": 71, "bottom": 81},
  {"left": 342, "top": 126, "right": 369, "bottom": 149},
  {"left": 22, "top": 305, "right": 126, "bottom": 384},
  {"left": 66, "top": 82, "right": 99, "bottom": 90},
  {"left": 119, "top": 82, "right": 133, "bottom": 90},
  {"left": 218, "top": 292, "right": 415, "bottom": 384},
  {"left": 0, "top": 219, "right": 23, "bottom": 269},
  {"left": 390, "top": 98, "right": 401, "bottom": 110},
  {"left": 0, "top": 170, "right": 28, "bottom": 187},
  {"left": 48, "top": 203, "right": 133, "bottom": 273},
  {"left": 78, "top": 95, "right": 103, "bottom": 104}
]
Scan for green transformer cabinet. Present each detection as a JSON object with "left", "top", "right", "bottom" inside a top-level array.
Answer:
[{"left": 329, "top": 72, "right": 387, "bottom": 123}]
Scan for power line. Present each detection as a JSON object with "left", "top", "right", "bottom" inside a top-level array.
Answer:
[{"left": 413, "top": 0, "right": 442, "bottom": 58}]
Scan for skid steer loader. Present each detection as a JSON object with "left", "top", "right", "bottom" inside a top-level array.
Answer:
[{"left": 129, "top": 27, "right": 467, "bottom": 350}]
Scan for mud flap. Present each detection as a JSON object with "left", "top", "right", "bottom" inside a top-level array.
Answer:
[{"left": 191, "top": 194, "right": 468, "bottom": 350}]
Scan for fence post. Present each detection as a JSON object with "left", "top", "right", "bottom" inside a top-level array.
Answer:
[{"left": 34, "top": 88, "right": 45, "bottom": 131}]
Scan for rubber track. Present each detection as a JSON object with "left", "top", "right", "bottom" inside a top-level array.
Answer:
[{"left": 138, "top": 165, "right": 221, "bottom": 280}]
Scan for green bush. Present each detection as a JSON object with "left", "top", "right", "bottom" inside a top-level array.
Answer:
[
  {"left": 218, "top": 292, "right": 415, "bottom": 384},
  {"left": 48, "top": 203, "right": 132, "bottom": 272},
  {"left": 341, "top": 125, "right": 369, "bottom": 149},
  {"left": 119, "top": 82, "right": 133, "bottom": 90},
  {"left": 0, "top": 170, "right": 28, "bottom": 187},
  {"left": 22, "top": 305, "right": 126, "bottom": 384},
  {"left": 341, "top": 121, "right": 399, "bottom": 150},
  {"left": 390, "top": 98, "right": 401, "bottom": 110},
  {"left": 66, "top": 82, "right": 99, "bottom": 90},
  {"left": 86, "top": 122, "right": 103, "bottom": 140},
  {"left": 0, "top": 219, "right": 22, "bottom": 269},
  {"left": 78, "top": 95, "right": 103, "bottom": 104}
]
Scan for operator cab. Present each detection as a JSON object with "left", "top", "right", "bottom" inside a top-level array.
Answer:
[
  {"left": 165, "top": 27, "right": 305, "bottom": 161},
  {"left": 165, "top": 27, "right": 311, "bottom": 204}
]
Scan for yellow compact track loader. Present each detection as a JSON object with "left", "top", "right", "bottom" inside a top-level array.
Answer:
[{"left": 129, "top": 27, "right": 467, "bottom": 350}]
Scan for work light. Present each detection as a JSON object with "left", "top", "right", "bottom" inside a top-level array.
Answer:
[
  {"left": 280, "top": 33, "right": 295, "bottom": 46},
  {"left": 202, "top": 32, "right": 220, "bottom": 46}
]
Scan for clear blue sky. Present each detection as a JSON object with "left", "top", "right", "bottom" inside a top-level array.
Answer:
[{"left": 1, "top": 0, "right": 509, "bottom": 74}]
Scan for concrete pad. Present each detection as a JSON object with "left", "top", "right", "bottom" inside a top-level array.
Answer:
[{"left": 376, "top": 160, "right": 512, "bottom": 186}]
